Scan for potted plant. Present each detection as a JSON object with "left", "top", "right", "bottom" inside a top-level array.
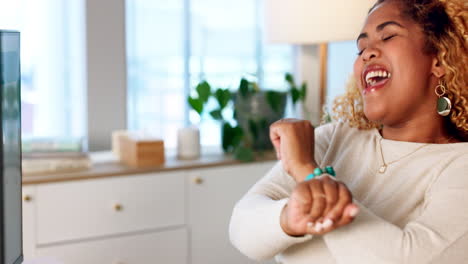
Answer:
[{"left": 187, "top": 74, "right": 306, "bottom": 161}]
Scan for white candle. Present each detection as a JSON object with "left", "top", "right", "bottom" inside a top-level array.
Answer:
[{"left": 177, "top": 126, "right": 201, "bottom": 160}]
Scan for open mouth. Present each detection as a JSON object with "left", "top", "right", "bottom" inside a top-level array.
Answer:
[
  {"left": 362, "top": 66, "right": 392, "bottom": 94},
  {"left": 366, "top": 70, "right": 391, "bottom": 86}
]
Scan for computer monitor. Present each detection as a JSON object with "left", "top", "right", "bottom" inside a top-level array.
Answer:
[{"left": 0, "top": 30, "right": 23, "bottom": 264}]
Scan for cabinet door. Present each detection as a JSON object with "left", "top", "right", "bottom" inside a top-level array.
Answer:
[
  {"left": 22, "top": 185, "right": 36, "bottom": 259},
  {"left": 35, "top": 228, "right": 188, "bottom": 264},
  {"left": 188, "top": 161, "right": 276, "bottom": 264}
]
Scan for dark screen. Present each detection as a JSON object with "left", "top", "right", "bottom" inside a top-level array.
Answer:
[{"left": 0, "top": 30, "right": 23, "bottom": 264}]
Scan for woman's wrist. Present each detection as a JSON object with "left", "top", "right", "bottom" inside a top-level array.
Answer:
[{"left": 293, "top": 162, "right": 318, "bottom": 182}]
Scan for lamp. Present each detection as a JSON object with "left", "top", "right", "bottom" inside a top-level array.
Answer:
[{"left": 264, "top": 0, "right": 375, "bottom": 124}]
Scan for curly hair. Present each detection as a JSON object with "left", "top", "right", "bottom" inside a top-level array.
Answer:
[{"left": 331, "top": 0, "right": 468, "bottom": 140}]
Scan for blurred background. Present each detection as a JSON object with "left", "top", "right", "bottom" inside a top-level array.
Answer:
[
  {"left": 0, "top": 0, "right": 371, "bottom": 263},
  {"left": 0, "top": 0, "right": 357, "bottom": 152}
]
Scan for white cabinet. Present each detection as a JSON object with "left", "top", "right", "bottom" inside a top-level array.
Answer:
[
  {"left": 35, "top": 171, "right": 185, "bottom": 245},
  {"left": 36, "top": 228, "right": 188, "bottom": 264},
  {"left": 22, "top": 161, "right": 277, "bottom": 264},
  {"left": 22, "top": 186, "right": 36, "bottom": 259},
  {"left": 188, "top": 162, "right": 275, "bottom": 264}
]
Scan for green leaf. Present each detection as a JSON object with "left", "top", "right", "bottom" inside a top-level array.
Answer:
[
  {"left": 196, "top": 81, "right": 211, "bottom": 103},
  {"left": 221, "top": 123, "right": 244, "bottom": 153},
  {"left": 188, "top": 96, "right": 203, "bottom": 115},
  {"left": 231, "top": 125, "right": 244, "bottom": 149},
  {"left": 300, "top": 82, "right": 307, "bottom": 99},
  {"left": 215, "top": 88, "right": 231, "bottom": 110},
  {"left": 265, "top": 91, "right": 283, "bottom": 113},
  {"left": 234, "top": 146, "right": 254, "bottom": 162},
  {"left": 209, "top": 109, "right": 223, "bottom": 120},
  {"left": 239, "top": 78, "right": 249, "bottom": 98},
  {"left": 285, "top": 73, "right": 294, "bottom": 84},
  {"left": 222, "top": 123, "right": 233, "bottom": 152},
  {"left": 291, "top": 88, "right": 300, "bottom": 105}
]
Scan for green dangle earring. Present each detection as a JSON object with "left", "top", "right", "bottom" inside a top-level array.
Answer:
[{"left": 435, "top": 80, "right": 452, "bottom": 116}]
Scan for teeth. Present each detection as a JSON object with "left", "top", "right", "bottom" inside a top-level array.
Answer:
[{"left": 365, "top": 69, "right": 391, "bottom": 85}]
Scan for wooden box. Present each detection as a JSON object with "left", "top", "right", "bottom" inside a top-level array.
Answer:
[{"left": 118, "top": 134, "right": 165, "bottom": 167}]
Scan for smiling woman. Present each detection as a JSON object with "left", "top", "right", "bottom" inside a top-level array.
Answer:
[
  {"left": 333, "top": 0, "right": 467, "bottom": 141},
  {"left": 229, "top": 0, "right": 468, "bottom": 263}
]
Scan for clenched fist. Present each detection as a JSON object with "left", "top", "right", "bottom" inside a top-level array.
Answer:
[
  {"left": 280, "top": 176, "right": 359, "bottom": 236},
  {"left": 269, "top": 118, "right": 317, "bottom": 181}
]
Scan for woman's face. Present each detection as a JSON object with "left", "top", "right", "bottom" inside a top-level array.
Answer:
[{"left": 354, "top": 1, "right": 438, "bottom": 126}]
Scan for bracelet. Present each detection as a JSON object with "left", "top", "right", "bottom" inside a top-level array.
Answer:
[{"left": 304, "top": 166, "right": 336, "bottom": 181}]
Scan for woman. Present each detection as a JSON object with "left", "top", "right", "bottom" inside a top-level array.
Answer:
[{"left": 229, "top": 0, "right": 467, "bottom": 263}]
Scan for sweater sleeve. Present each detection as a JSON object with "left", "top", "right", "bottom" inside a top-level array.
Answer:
[
  {"left": 229, "top": 123, "right": 337, "bottom": 261},
  {"left": 314, "top": 122, "right": 337, "bottom": 166},
  {"left": 229, "top": 162, "right": 312, "bottom": 261},
  {"left": 323, "top": 154, "right": 468, "bottom": 264}
]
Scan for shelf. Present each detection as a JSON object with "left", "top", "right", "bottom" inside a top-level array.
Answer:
[{"left": 22, "top": 151, "right": 276, "bottom": 185}]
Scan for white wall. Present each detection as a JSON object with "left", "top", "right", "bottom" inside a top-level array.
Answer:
[{"left": 86, "top": 0, "right": 127, "bottom": 151}]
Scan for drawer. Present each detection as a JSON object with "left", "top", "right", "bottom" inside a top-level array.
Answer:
[
  {"left": 36, "top": 171, "right": 185, "bottom": 244},
  {"left": 35, "top": 228, "right": 188, "bottom": 264}
]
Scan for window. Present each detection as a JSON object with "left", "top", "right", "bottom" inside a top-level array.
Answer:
[
  {"left": 126, "top": 0, "right": 293, "bottom": 148},
  {"left": 326, "top": 41, "right": 357, "bottom": 110},
  {"left": 0, "top": 0, "right": 85, "bottom": 142},
  {"left": 126, "top": 0, "right": 186, "bottom": 149}
]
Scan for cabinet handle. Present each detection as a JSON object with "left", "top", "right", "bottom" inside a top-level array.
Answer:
[
  {"left": 193, "top": 177, "right": 203, "bottom": 185},
  {"left": 23, "top": 195, "right": 32, "bottom": 202},
  {"left": 114, "top": 204, "right": 123, "bottom": 212}
]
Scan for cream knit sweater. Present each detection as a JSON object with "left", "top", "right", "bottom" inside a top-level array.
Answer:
[{"left": 229, "top": 122, "right": 468, "bottom": 264}]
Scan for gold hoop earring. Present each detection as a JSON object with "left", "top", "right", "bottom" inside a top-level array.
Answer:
[{"left": 435, "top": 80, "right": 451, "bottom": 116}]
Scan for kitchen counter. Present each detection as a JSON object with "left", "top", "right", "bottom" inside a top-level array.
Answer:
[{"left": 22, "top": 150, "right": 277, "bottom": 185}]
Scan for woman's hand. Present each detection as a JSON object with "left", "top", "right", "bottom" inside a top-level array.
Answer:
[
  {"left": 280, "top": 176, "right": 359, "bottom": 237},
  {"left": 269, "top": 119, "right": 317, "bottom": 181}
]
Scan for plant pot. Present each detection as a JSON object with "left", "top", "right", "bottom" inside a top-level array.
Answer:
[{"left": 234, "top": 91, "right": 287, "bottom": 150}]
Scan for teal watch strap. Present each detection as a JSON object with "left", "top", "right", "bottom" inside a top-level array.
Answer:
[{"left": 304, "top": 166, "right": 335, "bottom": 181}]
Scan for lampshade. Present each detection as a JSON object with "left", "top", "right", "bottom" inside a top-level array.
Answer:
[{"left": 264, "top": 0, "right": 376, "bottom": 44}]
